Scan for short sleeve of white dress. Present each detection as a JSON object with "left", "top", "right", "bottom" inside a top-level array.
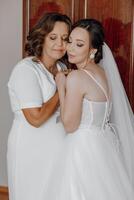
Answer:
[{"left": 8, "top": 60, "right": 43, "bottom": 111}]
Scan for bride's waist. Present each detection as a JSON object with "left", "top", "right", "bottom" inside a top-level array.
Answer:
[{"left": 77, "top": 123, "right": 117, "bottom": 135}]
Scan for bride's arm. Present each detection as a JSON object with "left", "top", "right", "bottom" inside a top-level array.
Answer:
[{"left": 56, "top": 71, "right": 83, "bottom": 133}]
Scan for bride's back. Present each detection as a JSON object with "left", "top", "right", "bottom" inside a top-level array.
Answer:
[
  {"left": 76, "top": 66, "right": 110, "bottom": 129},
  {"left": 78, "top": 63, "right": 109, "bottom": 103}
]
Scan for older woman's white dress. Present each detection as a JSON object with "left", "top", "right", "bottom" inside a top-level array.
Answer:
[
  {"left": 7, "top": 57, "right": 65, "bottom": 200},
  {"left": 43, "top": 69, "right": 134, "bottom": 200}
]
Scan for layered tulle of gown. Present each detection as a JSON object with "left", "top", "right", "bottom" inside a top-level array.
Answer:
[{"left": 43, "top": 69, "right": 134, "bottom": 200}]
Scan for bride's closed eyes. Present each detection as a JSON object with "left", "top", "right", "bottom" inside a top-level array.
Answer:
[
  {"left": 76, "top": 43, "right": 84, "bottom": 47},
  {"left": 68, "top": 39, "right": 84, "bottom": 47}
]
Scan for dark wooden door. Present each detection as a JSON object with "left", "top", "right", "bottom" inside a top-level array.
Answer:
[{"left": 23, "top": 0, "right": 134, "bottom": 110}]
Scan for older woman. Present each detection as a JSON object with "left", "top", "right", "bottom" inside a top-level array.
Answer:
[{"left": 7, "top": 12, "right": 71, "bottom": 200}]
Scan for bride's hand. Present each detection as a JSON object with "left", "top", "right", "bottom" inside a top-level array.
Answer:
[{"left": 55, "top": 72, "right": 66, "bottom": 90}]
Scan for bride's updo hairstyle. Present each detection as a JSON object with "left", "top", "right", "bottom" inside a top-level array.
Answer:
[{"left": 72, "top": 19, "right": 105, "bottom": 63}]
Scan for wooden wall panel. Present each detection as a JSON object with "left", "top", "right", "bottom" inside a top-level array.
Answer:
[
  {"left": 28, "top": 0, "right": 73, "bottom": 28},
  {"left": 73, "top": 0, "right": 86, "bottom": 22},
  {"left": 85, "top": 0, "right": 134, "bottom": 110}
]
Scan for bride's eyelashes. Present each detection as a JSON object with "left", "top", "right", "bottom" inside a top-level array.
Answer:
[
  {"left": 77, "top": 43, "right": 84, "bottom": 47},
  {"left": 68, "top": 40, "right": 84, "bottom": 47}
]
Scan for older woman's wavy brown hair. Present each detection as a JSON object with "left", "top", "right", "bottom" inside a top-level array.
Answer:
[{"left": 25, "top": 12, "right": 72, "bottom": 57}]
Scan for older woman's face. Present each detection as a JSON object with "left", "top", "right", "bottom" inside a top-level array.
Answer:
[
  {"left": 42, "top": 21, "right": 69, "bottom": 61},
  {"left": 67, "top": 27, "right": 90, "bottom": 68}
]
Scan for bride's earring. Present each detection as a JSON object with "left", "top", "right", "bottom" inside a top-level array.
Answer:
[{"left": 89, "top": 53, "right": 95, "bottom": 60}]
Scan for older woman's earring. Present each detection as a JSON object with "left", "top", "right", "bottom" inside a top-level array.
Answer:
[{"left": 89, "top": 53, "right": 95, "bottom": 60}]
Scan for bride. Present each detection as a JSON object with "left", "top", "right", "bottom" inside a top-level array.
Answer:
[{"left": 44, "top": 19, "right": 134, "bottom": 199}]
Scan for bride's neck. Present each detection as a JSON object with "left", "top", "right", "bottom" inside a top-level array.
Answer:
[{"left": 76, "top": 59, "right": 95, "bottom": 70}]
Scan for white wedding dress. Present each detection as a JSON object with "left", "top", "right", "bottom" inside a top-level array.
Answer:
[{"left": 43, "top": 69, "right": 134, "bottom": 200}]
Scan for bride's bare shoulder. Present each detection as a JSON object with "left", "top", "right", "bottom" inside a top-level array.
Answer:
[
  {"left": 66, "top": 70, "right": 84, "bottom": 89},
  {"left": 67, "top": 70, "right": 82, "bottom": 80}
]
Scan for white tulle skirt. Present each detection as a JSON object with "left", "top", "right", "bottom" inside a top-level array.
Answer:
[{"left": 43, "top": 126, "right": 134, "bottom": 200}]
